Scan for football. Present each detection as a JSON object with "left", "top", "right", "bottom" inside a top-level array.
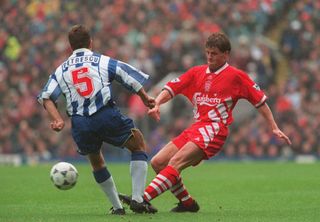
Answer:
[{"left": 50, "top": 162, "right": 78, "bottom": 190}]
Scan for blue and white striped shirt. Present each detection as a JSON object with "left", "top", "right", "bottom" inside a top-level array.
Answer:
[{"left": 38, "top": 48, "right": 149, "bottom": 116}]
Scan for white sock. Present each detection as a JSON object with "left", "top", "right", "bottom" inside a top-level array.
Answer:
[
  {"left": 98, "top": 176, "right": 123, "bottom": 210},
  {"left": 130, "top": 160, "right": 147, "bottom": 203}
]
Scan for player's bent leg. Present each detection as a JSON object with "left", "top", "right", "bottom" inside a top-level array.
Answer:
[
  {"left": 170, "top": 176, "right": 199, "bottom": 212},
  {"left": 166, "top": 142, "right": 204, "bottom": 213},
  {"left": 150, "top": 142, "right": 179, "bottom": 173},
  {"left": 87, "top": 151, "right": 124, "bottom": 214},
  {"left": 143, "top": 142, "right": 204, "bottom": 201},
  {"left": 149, "top": 142, "right": 198, "bottom": 211},
  {"left": 168, "top": 141, "right": 205, "bottom": 172},
  {"left": 143, "top": 165, "right": 180, "bottom": 203}
]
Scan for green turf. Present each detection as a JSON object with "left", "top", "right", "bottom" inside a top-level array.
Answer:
[{"left": 0, "top": 162, "right": 319, "bottom": 222}]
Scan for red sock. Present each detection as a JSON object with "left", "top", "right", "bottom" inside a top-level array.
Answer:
[
  {"left": 170, "top": 177, "right": 194, "bottom": 207},
  {"left": 144, "top": 165, "right": 179, "bottom": 201}
]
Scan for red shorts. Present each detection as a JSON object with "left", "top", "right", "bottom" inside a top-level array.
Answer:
[{"left": 172, "top": 121, "right": 228, "bottom": 159}]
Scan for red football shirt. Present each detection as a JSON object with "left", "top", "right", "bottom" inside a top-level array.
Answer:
[{"left": 164, "top": 63, "right": 267, "bottom": 126}]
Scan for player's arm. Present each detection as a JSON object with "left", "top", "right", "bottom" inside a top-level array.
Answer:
[
  {"left": 112, "top": 61, "right": 155, "bottom": 108},
  {"left": 257, "top": 103, "right": 291, "bottom": 145},
  {"left": 37, "top": 73, "right": 64, "bottom": 132},
  {"left": 148, "top": 68, "right": 194, "bottom": 121},
  {"left": 112, "top": 61, "right": 149, "bottom": 93},
  {"left": 148, "top": 89, "right": 172, "bottom": 122},
  {"left": 137, "top": 87, "right": 156, "bottom": 109},
  {"left": 237, "top": 71, "right": 291, "bottom": 145},
  {"left": 43, "top": 99, "right": 65, "bottom": 132}
]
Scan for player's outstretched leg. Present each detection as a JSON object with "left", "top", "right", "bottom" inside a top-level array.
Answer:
[
  {"left": 170, "top": 177, "right": 200, "bottom": 213},
  {"left": 143, "top": 165, "right": 180, "bottom": 201},
  {"left": 118, "top": 193, "right": 158, "bottom": 214}
]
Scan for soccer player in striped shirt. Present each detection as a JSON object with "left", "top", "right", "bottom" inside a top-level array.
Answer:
[
  {"left": 129, "top": 32, "right": 291, "bottom": 212},
  {"left": 37, "top": 24, "right": 157, "bottom": 215}
]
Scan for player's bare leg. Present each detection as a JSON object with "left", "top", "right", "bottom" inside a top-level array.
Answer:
[
  {"left": 122, "top": 128, "right": 157, "bottom": 213},
  {"left": 143, "top": 142, "right": 204, "bottom": 212},
  {"left": 150, "top": 142, "right": 179, "bottom": 173},
  {"left": 168, "top": 142, "right": 205, "bottom": 171},
  {"left": 87, "top": 151, "right": 105, "bottom": 171},
  {"left": 87, "top": 151, "right": 124, "bottom": 215},
  {"left": 166, "top": 142, "right": 203, "bottom": 212},
  {"left": 150, "top": 142, "right": 200, "bottom": 212},
  {"left": 149, "top": 142, "right": 199, "bottom": 211}
]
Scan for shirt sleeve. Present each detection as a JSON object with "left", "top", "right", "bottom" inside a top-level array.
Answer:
[
  {"left": 113, "top": 60, "right": 150, "bottom": 93},
  {"left": 164, "top": 67, "right": 194, "bottom": 98},
  {"left": 37, "top": 73, "right": 62, "bottom": 105},
  {"left": 238, "top": 71, "right": 267, "bottom": 108}
]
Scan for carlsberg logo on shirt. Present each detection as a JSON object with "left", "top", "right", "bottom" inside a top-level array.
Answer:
[{"left": 193, "top": 92, "right": 221, "bottom": 106}]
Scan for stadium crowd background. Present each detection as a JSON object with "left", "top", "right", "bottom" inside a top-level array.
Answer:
[{"left": 0, "top": 0, "right": 319, "bottom": 164}]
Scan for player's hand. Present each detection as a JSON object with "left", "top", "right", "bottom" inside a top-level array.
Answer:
[
  {"left": 50, "top": 119, "right": 65, "bottom": 132},
  {"left": 273, "top": 129, "right": 291, "bottom": 145},
  {"left": 148, "top": 105, "right": 160, "bottom": 122},
  {"left": 143, "top": 96, "right": 156, "bottom": 109}
]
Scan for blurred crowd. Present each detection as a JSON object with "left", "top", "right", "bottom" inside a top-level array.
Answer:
[{"left": 0, "top": 0, "right": 319, "bottom": 163}]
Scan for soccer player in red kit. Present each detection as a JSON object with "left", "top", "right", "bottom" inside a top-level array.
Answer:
[{"left": 119, "top": 32, "right": 292, "bottom": 213}]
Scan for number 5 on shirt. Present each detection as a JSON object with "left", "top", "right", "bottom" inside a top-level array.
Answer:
[{"left": 71, "top": 67, "right": 94, "bottom": 97}]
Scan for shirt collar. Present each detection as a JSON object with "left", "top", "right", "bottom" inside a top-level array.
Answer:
[
  {"left": 72, "top": 48, "right": 92, "bottom": 54},
  {"left": 206, "top": 62, "right": 229, "bottom": 75}
]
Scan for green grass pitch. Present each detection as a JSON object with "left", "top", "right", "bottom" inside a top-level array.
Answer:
[{"left": 1, "top": 162, "right": 319, "bottom": 222}]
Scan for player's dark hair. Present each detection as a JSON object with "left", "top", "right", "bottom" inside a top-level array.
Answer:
[
  {"left": 68, "top": 24, "right": 91, "bottom": 50},
  {"left": 205, "top": 32, "right": 231, "bottom": 53}
]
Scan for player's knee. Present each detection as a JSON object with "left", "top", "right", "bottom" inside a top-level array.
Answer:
[
  {"left": 168, "top": 156, "right": 184, "bottom": 171},
  {"left": 132, "top": 129, "right": 146, "bottom": 150},
  {"left": 125, "top": 129, "right": 147, "bottom": 152},
  {"left": 150, "top": 156, "right": 165, "bottom": 173}
]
